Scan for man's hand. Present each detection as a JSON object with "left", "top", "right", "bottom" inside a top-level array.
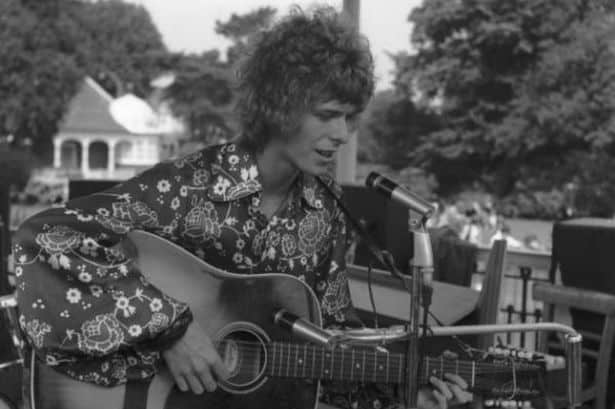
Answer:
[
  {"left": 162, "top": 322, "right": 230, "bottom": 394},
  {"left": 418, "top": 373, "right": 473, "bottom": 409}
]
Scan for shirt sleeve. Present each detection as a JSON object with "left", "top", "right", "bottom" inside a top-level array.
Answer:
[
  {"left": 12, "top": 161, "right": 194, "bottom": 365},
  {"left": 320, "top": 197, "right": 363, "bottom": 329}
]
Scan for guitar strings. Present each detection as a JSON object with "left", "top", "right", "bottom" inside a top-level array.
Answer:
[{"left": 213, "top": 339, "right": 541, "bottom": 384}]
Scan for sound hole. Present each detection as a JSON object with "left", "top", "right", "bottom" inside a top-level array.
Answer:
[{"left": 219, "top": 329, "right": 267, "bottom": 390}]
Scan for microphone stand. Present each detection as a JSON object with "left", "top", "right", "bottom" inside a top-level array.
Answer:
[{"left": 404, "top": 214, "right": 434, "bottom": 409}]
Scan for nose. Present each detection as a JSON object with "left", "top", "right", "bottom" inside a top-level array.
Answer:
[{"left": 330, "top": 117, "right": 352, "bottom": 145}]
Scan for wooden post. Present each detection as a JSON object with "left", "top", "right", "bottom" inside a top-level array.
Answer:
[{"left": 336, "top": 0, "right": 361, "bottom": 184}]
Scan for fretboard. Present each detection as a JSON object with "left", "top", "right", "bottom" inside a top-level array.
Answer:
[{"left": 263, "top": 342, "right": 539, "bottom": 388}]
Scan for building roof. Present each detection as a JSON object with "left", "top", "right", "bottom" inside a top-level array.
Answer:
[{"left": 59, "top": 77, "right": 129, "bottom": 134}]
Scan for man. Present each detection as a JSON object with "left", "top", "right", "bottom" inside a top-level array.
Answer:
[{"left": 13, "top": 6, "right": 470, "bottom": 409}]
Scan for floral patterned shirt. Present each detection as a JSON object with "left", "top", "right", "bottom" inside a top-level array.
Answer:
[{"left": 12, "top": 142, "right": 360, "bottom": 386}]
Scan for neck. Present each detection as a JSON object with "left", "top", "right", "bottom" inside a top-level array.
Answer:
[{"left": 256, "top": 143, "right": 299, "bottom": 197}]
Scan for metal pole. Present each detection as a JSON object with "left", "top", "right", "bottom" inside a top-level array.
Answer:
[{"left": 336, "top": 0, "right": 360, "bottom": 184}]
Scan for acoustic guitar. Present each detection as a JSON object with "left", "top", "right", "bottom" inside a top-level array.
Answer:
[{"left": 31, "top": 230, "right": 547, "bottom": 409}]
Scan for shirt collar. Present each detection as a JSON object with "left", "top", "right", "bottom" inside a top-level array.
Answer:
[{"left": 206, "top": 142, "right": 326, "bottom": 211}]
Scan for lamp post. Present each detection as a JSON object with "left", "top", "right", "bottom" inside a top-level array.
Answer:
[{"left": 335, "top": 0, "right": 360, "bottom": 184}]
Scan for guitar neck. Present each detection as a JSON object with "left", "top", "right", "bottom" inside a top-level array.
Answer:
[{"left": 260, "top": 342, "right": 539, "bottom": 389}]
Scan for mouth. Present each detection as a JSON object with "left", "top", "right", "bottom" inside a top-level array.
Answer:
[{"left": 315, "top": 149, "right": 336, "bottom": 160}]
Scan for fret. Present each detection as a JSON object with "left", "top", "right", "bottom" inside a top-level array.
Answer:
[
  {"left": 455, "top": 359, "right": 459, "bottom": 376},
  {"left": 329, "top": 351, "right": 334, "bottom": 379},
  {"left": 425, "top": 357, "right": 429, "bottom": 381},
  {"left": 270, "top": 343, "right": 276, "bottom": 376},
  {"left": 361, "top": 350, "right": 366, "bottom": 382},
  {"left": 286, "top": 343, "right": 291, "bottom": 377},
  {"left": 302, "top": 344, "right": 307, "bottom": 379},
  {"left": 440, "top": 355, "right": 443, "bottom": 378},
  {"left": 350, "top": 349, "right": 355, "bottom": 381},
  {"left": 471, "top": 361, "right": 476, "bottom": 388}
]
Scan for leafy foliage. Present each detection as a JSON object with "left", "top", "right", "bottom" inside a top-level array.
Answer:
[
  {"left": 0, "top": 0, "right": 167, "bottom": 159},
  {"left": 163, "top": 7, "right": 277, "bottom": 144},
  {"left": 390, "top": 0, "right": 615, "bottom": 217}
]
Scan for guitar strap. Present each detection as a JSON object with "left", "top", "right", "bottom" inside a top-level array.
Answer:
[{"left": 123, "top": 368, "right": 153, "bottom": 409}]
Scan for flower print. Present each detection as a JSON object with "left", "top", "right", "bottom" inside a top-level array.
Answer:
[
  {"left": 149, "top": 298, "right": 163, "bottom": 312},
  {"left": 80, "top": 237, "right": 99, "bottom": 257},
  {"left": 180, "top": 186, "right": 188, "bottom": 197},
  {"left": 128, "top": 325, "right": 142, "bottom": 337},
  {"left": 14, "top": 266, "right": 23, "bottom": 277},
  {"left": 149, "top": 312, "right": 170, "bottom": 334},
  {"left": 170, "top": 197, "right": 180, "bottom": 210},
  {"left": 266, "top": 231, "right": 280, "bottom": 248},
  {"left": 66, "top": 288, "right": 82, "bottom": 304},
  {"left": 78, "top": 314, "right": 124, "bottom": 355},
  {"left": 267, "top": 247, "right": 276, "bottom": 260},
  {"left": 228, "top": 154, "right": 240, "bottom": 166},
  {"left": 192, "top": 169, "right": 210, "bottom": 186},
  {"left": 36, "top": 225, "right": 83, "bottom": 255},
  {"left": 183, "top": 200, "right": 222, "bottom": 242},
  {"left": 78, "top": 271, "right": 92, "bottom": 283},
  {"left": 118, "top": 264, "right": 129, "bottom": 275},
  {"left": 97, "top": 208, "right": 110, "bottom": 217},
  {"left": 227, "top": 144, "right": 236, "bottom": 152},
  {"left": 251, "top": 231, "right": 266, "bottom": 256},
  {"left": 235, "top": 238, "right": 245, "bottom": 250},
  {"left": 90, "top": 285, "right": 103, "bottom": 297},
  {"left": 115, "top": 296, "right": 136, "bottom": 317},
  {"left": 297, "top": 211, "right": 328, "bottom": 255},
  {"left": 157, "top": 179, "right": 171, "bottom": 193},
  {"left": 77, "top": 214, "right": 94, "bottom": 222},
  {"left": 24, "top": 319, "right": 51, "bottom": 348},
  {"left": 284, "top": 219, "right": 297, "bottom": 230},
  {"left": 321, "top": 271, "right": 352, "bottom": 321},
  {"left": 212, "top": 176, "right": 231, "bottom": 196},
  {"left": 127, "top": 356, "right": 138, "bottom": 366},
  {"left": 232, "top": 252, "right": 243, "bottom": 264}
]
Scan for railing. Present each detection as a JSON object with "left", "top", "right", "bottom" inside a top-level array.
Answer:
[{"left": 476, "top": 245, "right": 552, "bottom": 349}]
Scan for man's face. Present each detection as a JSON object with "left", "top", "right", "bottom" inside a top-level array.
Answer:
[{"left": 280, "top": 100, "right": 361, "bottom": 176}]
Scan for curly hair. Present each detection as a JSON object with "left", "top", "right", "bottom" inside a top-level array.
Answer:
[{"left": 235, "top": 6, "right": 375, "bottom": 151}]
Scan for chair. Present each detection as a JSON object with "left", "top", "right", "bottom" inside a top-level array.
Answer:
[
  {"left": 533, "top": 281, "right": 615, "bottom": 409},
  {"left": 475, "top": 239, "right": 507, "bottom": 350}
]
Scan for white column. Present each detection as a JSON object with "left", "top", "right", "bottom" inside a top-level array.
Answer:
[
  {"left": 81, "top": 139, "right": 90, "bottom": 177},
  {"left": 53, "top": 138, "right": 62, "bottom": 168},
  {"left": 108, "top": 139, "right": 117, "bottom": 175}
]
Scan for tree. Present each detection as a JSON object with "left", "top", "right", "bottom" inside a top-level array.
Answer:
[
  {"left": 164, "top": 7, "right": 277, "bottom": 143},
  {"left": 359, "top": 90, "right": 440, "bottom": 169},
  {"left": 395, "top": 0, "right": 615, "bottom": 202},
  {"left": 0, "top": 0, "right": 168, "bottom": 160}
]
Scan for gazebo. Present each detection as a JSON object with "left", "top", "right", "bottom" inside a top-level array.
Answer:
[{"left": 52, "top": 77, "right": 185, "bottom": 180}]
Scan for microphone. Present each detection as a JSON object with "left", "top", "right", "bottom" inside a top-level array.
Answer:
[
  {"left": 365, "top": 172, "right": 435, "bottom": 219},
  {"left": 274, "top": 310, "right": 334, "bottom": 348}
]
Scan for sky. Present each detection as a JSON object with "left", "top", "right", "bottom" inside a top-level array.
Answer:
[{"left": 125, "top": 0, "right": 422, "bottom": 90}]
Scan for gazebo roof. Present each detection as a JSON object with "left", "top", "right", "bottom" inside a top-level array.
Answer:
[{"left": 59, "top": 77, "right": 130, "bottom": 134}]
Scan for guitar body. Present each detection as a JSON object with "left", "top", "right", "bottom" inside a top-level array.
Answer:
[{"left": 34, "top": 230, "right": 322, "bottom": 409}]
